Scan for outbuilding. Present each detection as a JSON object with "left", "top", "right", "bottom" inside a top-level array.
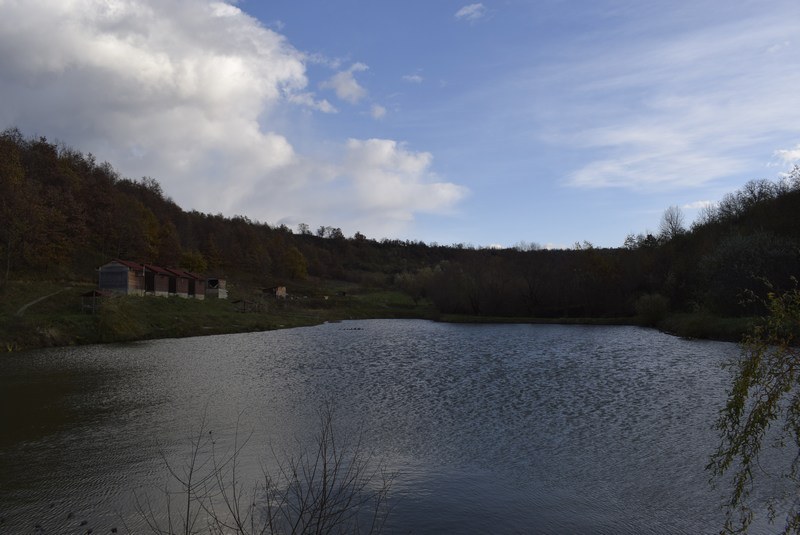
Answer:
[
  {"left": 98, "top": 260, "right": 145, "bottom": 295},
  {"left": 98, "top": 260, "right": 212, "bottom": 300},
  {"left": 206, "top": 277, "right": 228, "bottom": 299}
]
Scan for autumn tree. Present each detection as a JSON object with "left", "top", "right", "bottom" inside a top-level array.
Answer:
[
  {"left": 179, "top": 250, "right": 208, "bottom": 273},
  {"left": 0, "top": 130, "right": 28, "bottom": 283},
  {"left": 156, "top": 220, "right": 182, "bottom": 266},
  {"left": 280, "top": 245, "right": 308, "bottom": 279}
]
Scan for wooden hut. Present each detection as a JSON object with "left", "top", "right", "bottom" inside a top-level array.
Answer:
[
  {"left": 165, "top": 268, "right": 206, "bottom": 299},
  {"left": 98, "top": 260, "right": 145, "bottom": 295},
  {"left": 142, "top": 264, "right": 173, "bottom": 297}
]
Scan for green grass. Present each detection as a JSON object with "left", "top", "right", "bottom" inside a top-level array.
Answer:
[
  {"left": 0, "top": 282, "right": 97, "bottom": 350},
  {"left": 657, "top": 312, "right": 756, "bottom": 342},
  {"left": 0, "top": 279, "right": 757, "bottom": 352},
  {"left": 0, "top": 280, "right": 437, "bottom": 352}
]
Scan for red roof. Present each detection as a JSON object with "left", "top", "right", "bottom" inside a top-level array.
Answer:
[
  {"left": 164, "top": 267, "right": 202, "bottom": 280},
  {"left": 106, "top": 260, "right": 209, "bottom": 280},
  {"left": 142, "top": 264, "right": 172, "bottom": 276},
  {"left": 111, "top": 259, "right": 144, "bottom": 271}
]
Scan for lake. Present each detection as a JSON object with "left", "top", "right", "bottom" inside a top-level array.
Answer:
[{"left": 0, "top": 320, "right": 782, "bottom": 533}]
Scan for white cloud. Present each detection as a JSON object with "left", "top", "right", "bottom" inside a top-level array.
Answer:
[
  {"left": 0, "top": 1, "right": 467, "bottom": 236},
  {"left": 455, "top": 3, "right": 486, "bottom": 22},
  {"left": 402, "top": 74, "right": 423, "bottom": 83},
  {"left": 682, "top": 200, "right": 713, "bottom": 210},
  {"left": 370, "top": 104, "right": 387, "bottom": 119},
  {"left": 342, "top": 139, "right": 468, "bottom": 223},
  {"left": 289, "top": 92, "right": 337, "bottom": 113},
  {"left": 775, "top": 144, "right": 800, "bottom": 164},
  {"left": 766, "top": 40, "right": 790, "bottom": 54},
  {"left": 321, "top": 63, "right": 369, "bottom": 104},
  {"left": 235, "top": 138, "right": 469, "bottom": 238}
]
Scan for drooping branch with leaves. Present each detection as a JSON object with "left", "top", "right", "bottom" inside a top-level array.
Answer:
[{"left": 709, "top": 283, "right": 800, "bottom": 533}]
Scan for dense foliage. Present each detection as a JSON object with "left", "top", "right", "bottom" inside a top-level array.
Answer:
[
  {"left": 709, "top": 285, "right": 800, "bottom": 533},
  {"left": 2, "top": 127, "right": 800, "bottom": 320}
]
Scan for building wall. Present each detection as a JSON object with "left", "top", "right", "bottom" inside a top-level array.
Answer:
[
  {"left": 100, "top": 261, "right": 211, "bottom": 300},
  {"left": 127, "top": 271, "right": 144, "bottom": 295},
  {"left": 99, "top": 262, "right": 143, "bottom": 295},
  {"left": 175, "top": 276, "right": 189, "bottom": 297},
  {"left": 206, "top": 278, "right": 228, "bottom": 299},
  {"left": 153, "top": 274, "right": 170, "bottom": 297}
]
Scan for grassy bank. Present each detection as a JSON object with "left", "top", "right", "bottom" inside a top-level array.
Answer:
[
  {"left": 0, "top": 280, "right": 755, "bottom": 352},
  {"left": 657, "top": 312, "right": 755, "bottom": 342},
  {"left": 0, "top": 280, "right": 437, "bottom": 352}
]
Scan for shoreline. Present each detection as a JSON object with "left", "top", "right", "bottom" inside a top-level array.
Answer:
[{"left": 1, "top": 281, "right": 754, "bottom": 353}]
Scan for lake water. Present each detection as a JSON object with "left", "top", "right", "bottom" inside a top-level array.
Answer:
[{"left": 0, "top": 320, "right": 783, "bottom": 533}]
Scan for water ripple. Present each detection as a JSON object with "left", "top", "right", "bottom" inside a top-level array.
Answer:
[{"left": 0, "top": 321, "right": 778, "bottom": 534}]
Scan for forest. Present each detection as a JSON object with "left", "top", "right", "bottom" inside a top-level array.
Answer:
[{"left": 2, "top": 127, "right": 800, "bottom": 327}]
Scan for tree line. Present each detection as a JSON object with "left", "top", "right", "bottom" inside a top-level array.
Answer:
[{"left": 2, "top": 127, "right": 799, "bottom": 319}]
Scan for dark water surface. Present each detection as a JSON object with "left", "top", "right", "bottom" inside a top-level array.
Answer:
[{"left": 0, "top": 321, "right": 779, "bottom": 533}]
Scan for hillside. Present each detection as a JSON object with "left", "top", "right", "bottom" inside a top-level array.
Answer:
[{"left": 2, "top": 127, "right": 799, "bottom": 349}]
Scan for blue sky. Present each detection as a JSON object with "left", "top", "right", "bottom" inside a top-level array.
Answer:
[{"left": 1, "top": 1, "right": 799, "bottom": 248}]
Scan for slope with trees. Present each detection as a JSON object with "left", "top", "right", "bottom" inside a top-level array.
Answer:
[{"left": 1, "top": 127, "right": 799, "bottom": 346}]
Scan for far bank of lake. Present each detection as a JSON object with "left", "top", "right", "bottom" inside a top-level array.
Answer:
[{"left": 0, "top": 281, "right": 754, "bottom": 353}]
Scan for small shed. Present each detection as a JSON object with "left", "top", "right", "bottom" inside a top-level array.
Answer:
[
  {"left": 98, "top": 260, "right": 145, "bottom": 295},
  {"left": 142, "top": 264, "right": 174, "bottom": 296},
  {"left": 169, "top": 268, "right": 206, "bottom": 299},
  {"left": 163, "top": 267, "right": 191, "bottom": 297},
  {"left": 80, "top": 289, "right": 113, "bottom": 313},
  {"left": 264, "top": 286, "right": 288, "bottom": 299},
  {"left": 206, "top": 278, "right": 228, "bottom": 299}
]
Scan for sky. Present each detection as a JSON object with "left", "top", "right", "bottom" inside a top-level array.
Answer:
[{"left": 1, "top": 0, "right": 799, "bottom": 249}]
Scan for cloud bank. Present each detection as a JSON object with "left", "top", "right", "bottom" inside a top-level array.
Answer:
[{"left": 0, "top": 0, "right": 465, "bottom": 237}]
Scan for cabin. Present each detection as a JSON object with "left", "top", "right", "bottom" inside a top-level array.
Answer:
[{"left": 98, "top": 260, "right": 146, "bottom": 295}]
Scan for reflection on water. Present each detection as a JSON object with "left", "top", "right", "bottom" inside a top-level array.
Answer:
[{"left": 0, "top": 321, "right": 775, "bottom": 533}]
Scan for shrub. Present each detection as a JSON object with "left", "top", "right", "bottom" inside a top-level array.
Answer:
[{"left": 634, "top": 293, "right": 670, "bottom": 327}]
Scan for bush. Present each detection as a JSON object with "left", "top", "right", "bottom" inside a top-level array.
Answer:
[{"left": 634, "top": 293, "right": 670, "bottom": 327}]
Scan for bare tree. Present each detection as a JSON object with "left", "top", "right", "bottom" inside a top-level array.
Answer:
[
  {"left": 659, "top": 205, "right": 685, "bottom": 241},
  {"left": 133, "top": 405, "right": 393, "bottom": 535}
]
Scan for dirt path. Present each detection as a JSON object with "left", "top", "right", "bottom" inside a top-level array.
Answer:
[{"left": 15, "top": 288, "right": 69, "bottom": 316}]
